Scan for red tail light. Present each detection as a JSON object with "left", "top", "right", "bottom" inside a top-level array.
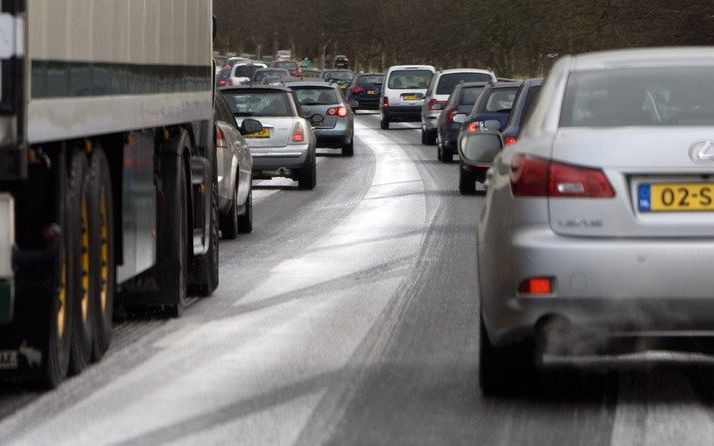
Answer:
[
  {"left": 427, "top": 98, "right": 446, "bottom": 111},
  {"left": 503, "top": 135, "right": 517, "bottom": 146},
  {"left": 351, "top": 86, "right": 365, "bottom": 94},
  {"left": 445, "top": 107, "right": 458, "bottom": 124},
  {"left": 291, "top": 122, "right": 305, "bottom": 143},
  {"left": 215, "top": 125, "right": 227, "bottom": 148},
  {"left": 510, "top": 155, "right": 615, "bottom": 198},
  {"left": 466, "top": 121, "right": 480, "bottom": 133},
  {"left": 327, "top": 106, "right": 348, "bottom": 117},
  {"left": 519, "top": 277, "right": 553, "bottom": 295},
  {"left": 382, "top": 97, "right": 389, "bottom": 108},
  {"left": 217, "top": 79, "right": 228, "bottom": 86}
]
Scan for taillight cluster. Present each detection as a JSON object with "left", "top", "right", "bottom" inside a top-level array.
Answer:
[
  {"left": 445, "top": 107, "right": 458, "bottom": 124},
  {"left": 326, "top": 106, "right": 348, "bottom": 117},
  {"left": 215, "top": 125, "right": 227, "bottom": 148},
  {"left": 503, "top": 136, "right": 517, "bottom": 146},
  {"left": 466, "top": 121, "right": 480, "bottom": 133},
  {"left": 510, "top": 155, "right": 615, "bottom": 198},
  {"left": 382, "top": 97, "right": 389, "bottom": 108},
  {"left": 291, "top": 122, "right": 305, "bottom": 143},
  {"left": 351, "top": 86, "right": 365, "bottom": 94},
  {"left": 217, "top": 79, "right": 228, "bottom": 87},
  {"left": 427, "top": 98, "right": 446, "bottom": 111}
]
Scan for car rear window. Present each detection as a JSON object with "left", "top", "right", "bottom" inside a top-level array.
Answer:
[
  {"left": 561, "top": 67, "right": 714, "bottom": 127},
  {"left": 221, "top": 91, "right": 293, "bottom": 117},
  {"left": 477, "top": 88, "right": 519, "bottom": 113},
  {"left": 274, "top": 61, "right": 297, "bottom": 70},
  {"left": 355, "top": 75, "right": 384, "bottom": 85},
  {"left": 234, "top": 65, "right": 264, "bottom": 79},
  {"left": 459, "top": 86, "right": 485, "bottom": 105},
  {"left": 217, "top": 67, "right": 232, "bottom": 80},
  {"left": 292, "top": 87, "right": 340, "bottom": 105},
  {"left": 436, "top": 72, "right": 492, "bottom": 95},
  {"left": 325, "top": 71, "right": 354, "bottom": 81},
  {"left": 388, "top": 70, "right": 433, "bottom": 90},
  {"left": 253, "top": 69, "right": 288, "bottom": 82}
]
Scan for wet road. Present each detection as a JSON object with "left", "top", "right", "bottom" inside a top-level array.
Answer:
[{"left": 1, "top": 114, "right": 714, "bottom": 445}]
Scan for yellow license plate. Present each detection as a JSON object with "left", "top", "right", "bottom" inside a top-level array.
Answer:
[
  {"left": 403, "top": 95, "right": 418, "bottom": 101},
  {"left": 367, "top": 89, "right": 377, "bottom": 95},
  {"left": 245, "top": 128, "right": 270, "bottom": 138},
  {"left": 640, "top": 183, "right": 714, "bottom": 212}
]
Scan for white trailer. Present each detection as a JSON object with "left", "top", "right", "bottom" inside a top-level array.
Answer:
[{"left": 0, "top": 0, "right": 219, "bottom": 387}]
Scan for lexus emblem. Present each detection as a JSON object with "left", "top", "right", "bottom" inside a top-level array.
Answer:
[{"left": 689, "top": 140, "right": 714, "bottom": 164}]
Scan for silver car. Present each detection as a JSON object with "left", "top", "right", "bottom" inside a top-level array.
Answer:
[
  {"left": 287, "top": 81, "right": 356, "bottom": 156},
  {"left": 214, "top": 93, "right": 255, "bottom": 238},
  {"left": 220, "top": 85, "right": 318, "bottom": 190},
  {"left": 478, "top": 47, "right": 714, "bottom": 394}
]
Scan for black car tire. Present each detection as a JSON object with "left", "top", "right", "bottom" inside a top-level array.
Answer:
[
  {"left": 423, "top": 129, "right": 437, "bottom": 145},
  {"left": 380, "top": 116, "right": 390, "bottom": 130},
  {"left": 298, "top": 161, "right": 317, "bottom": 190},
  {"left": 439, "top": 142, "right": 452, "bottom": 164},
  {"left": 479, "top": 315, "right": 537, "bottom": 396},
  {"left": 459, "top": 163, "right": 476, "bottom": 195},
  {"left": 237, "top": 189, "right": 253, "bottom": 234},
  {"left": 342, "top": 138, "right": 354, "bottom": 157},
  {"left": 220, "top": 182, "right": 239, "bottom": 240}
]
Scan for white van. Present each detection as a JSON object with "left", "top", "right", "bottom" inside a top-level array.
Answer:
[{"left": 380, "top": 65, "right": 436, "bottom": 130}]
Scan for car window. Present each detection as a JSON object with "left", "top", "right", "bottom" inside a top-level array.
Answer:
[
  {"left": 292, "top": 87, "right": 340, "bottom": 105},
  {"left": 356, "top": 75, "right": 384, "bottom": 85},
  {"left": 561, "top": 67, "right": 714, "bottom": 127},
  {"left": 324, "top": 71, "right": 353, "bottom": 81},
  {"left": 234, "top": 65, "right": 264, "bottom": 79},
  {"left": 460, "top": 86, "right": 485, "bottom": 105},
  {"left": 221, "top": 91, "right": 293, "bottom": 117},
  {"left": 216, "top": 94, "right": 238, "bottom": 126},
  {"left": 388, "top": 70, "right": 433, "bottom": 90},
  {"left": 253, "top": 70, "right": 288, "bottom": 82},
  {"left": 218, "top": 67, "right": 232, "bottom": 80},
  {"left": 436, "top": 73, "right": 492, "bottom": 95},
  {"left": 520, "top": 85, "right": 542, "bottom": 125},
  {"left": 477, "top": 88, "right": 518, "bottom": 113},
  {"left": 274, "top": 61, "right": 297, "bottom": 70}
]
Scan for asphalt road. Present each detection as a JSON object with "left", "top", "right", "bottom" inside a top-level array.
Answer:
[{"left": 1, "top": 113, "right": 714, "bottom": 445}]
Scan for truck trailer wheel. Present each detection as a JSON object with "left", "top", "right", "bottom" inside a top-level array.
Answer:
[
  {"left": 68, "top": 149, "right": 95, "bottom": 375},
  {"left": 89, "top": 147, "right": 115, "bottom": 361}
]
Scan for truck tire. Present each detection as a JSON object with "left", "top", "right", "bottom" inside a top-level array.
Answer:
[
  {"left": 190, "top": 177, "right": 220, "bottom": 297},
  {"left": 89, "top": 147, "right": 115, "bottom": 361},
  {"left": 237, "top": 189, "right": 253, "bottom": 234},
  {"left": 157, "top": 155, "right": 189, "bottom": 318},
  {"left": 220, "top": 182, "right": 239, "bottom": 240},
  {"left": 68, "top": 149, "right": 95, "bottom": 375}
]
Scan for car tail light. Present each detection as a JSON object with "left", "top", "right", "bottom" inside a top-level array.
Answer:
[
  {"left": 351, "top": 86, "right": 365, "bottom": 94},
  {"left": 215, "top": 125, "right": 227, "bottom": 148},
  {"left": 445, "top": 107, "right": 459, "bottom": 124},
  {"left": 510, "top": 155, "right": 615, "bottom": 198},
  {"left": 382, "top": 97, "right": 389, "bottom": 108},
  {"left": 217, "top": 79, "right": 228, "bottom": 86},
  {"left": 327, "top": 106, "right": 348, "bottom": 117},
  {"left": 291, "top": 122, "right": 305, "bottom": 143},
  {"left": 466, "top": 121, "right": 480, "bottom": 133},
  {"left": 519, "top": 277, "right": 553, "bottom": 295},
  {"left": 427, "top": 98, "right": 446, "bottom": 111},
  {"left": 503, "top": 135, "right": 517, "bottom": 146}
]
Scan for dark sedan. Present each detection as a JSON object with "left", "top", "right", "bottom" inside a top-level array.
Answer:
[
  {"left": 346, "top": 73, "right": 384, "bottom": 111},
  {"left": 436, "top": 81, "right": 489, "bottom": 162},
  {"left": 500, "top": 77, "right": 543, "bottom": 146}
]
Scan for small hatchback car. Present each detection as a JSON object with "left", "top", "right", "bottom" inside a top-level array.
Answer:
[
  {"left": 220, "top": 85, "right": 317, "bottom": 190},
  {"left": 478, "top": 47, "right": 714, "bottom": 395}
]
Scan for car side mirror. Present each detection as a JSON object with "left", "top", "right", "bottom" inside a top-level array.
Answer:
[
  {"left": 241, "top": 118, "right": 263, "bottom": 135},
  {"left": 458, "top": 130, "right": 503, "bottom": 165},
  {"left": 453, "top": 113, "right": 467, "bottom": 124},
  {"left": 484, "top": 119, "right": 502, "bottom": 131}
]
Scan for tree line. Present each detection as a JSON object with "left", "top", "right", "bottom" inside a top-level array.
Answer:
[{"left": 213, "top": 0, "right": 714, "bottom": 77}]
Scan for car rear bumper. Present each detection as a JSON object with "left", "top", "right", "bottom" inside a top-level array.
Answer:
[
  {"left": 352, "top": 97, "right": 380, "bottom": 109},
  {"left": 422, "top": 111, "right": 440, "bottom": 130},
  {"left": 441, "top": 124, "right": 461, "bottom": 148},
  {"left": 382, "top": 106, "right": 421, "bottom": 122},
  {"left": 479, "top": 226, "right": 714, "bottom": 346},
  {"left": 250, "top": 145, "right": 310, "bottom": 172},
  {"left": 314, "top": 120, "right": 352, "bottom": 148}
]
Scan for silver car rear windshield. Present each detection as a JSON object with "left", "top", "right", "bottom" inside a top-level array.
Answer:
[
  {"left": 222, "top": 91, "right": 293, "bottom": 117},
  {"left": 561, "top": 67, "right": 714, "bottom": 127},
  {"left": 436, "top": 73, "right": 492, "bottom": 95},
  {"left": 388, "top": 70, "right": 433, "bottom": 89},
  {"left": 292, "top": 87, "right": 340, "bottom": 105},
  {"left": 459, "top": 86, "right": 485, "bottom": 105}
]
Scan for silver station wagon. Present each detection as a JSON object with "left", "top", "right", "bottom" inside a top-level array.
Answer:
[{"left": 477, "top": 47, "right": 714, "bottom": 394}]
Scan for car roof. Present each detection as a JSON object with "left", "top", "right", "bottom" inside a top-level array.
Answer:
[
  {"left": 457, "top": 81, "right": 491, "bottom": 89},
  {"left": 285, "top": 81, "right": 333, "bottom": 88},
  {"left": 219, "top": 85, "right": 292, "bottom": 93},
  {"left": 571, "top": 47, "right": 714, "bottom": 71},
  {"left": 436, "top": 68, "right": 493, "bottom": 75},
  {"left": 355, "top": 72, "right": 384, "bottom": 76},
  {"left": 488, "top": 81, "right": 523, "bottom": 89},
  {"left": 388, "top": 65, "right": 435, "bottom": 71}
]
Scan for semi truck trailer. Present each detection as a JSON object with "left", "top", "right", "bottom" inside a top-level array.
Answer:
[{"left": 0, "top": 0, "right": 219, "bottom": 387}]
